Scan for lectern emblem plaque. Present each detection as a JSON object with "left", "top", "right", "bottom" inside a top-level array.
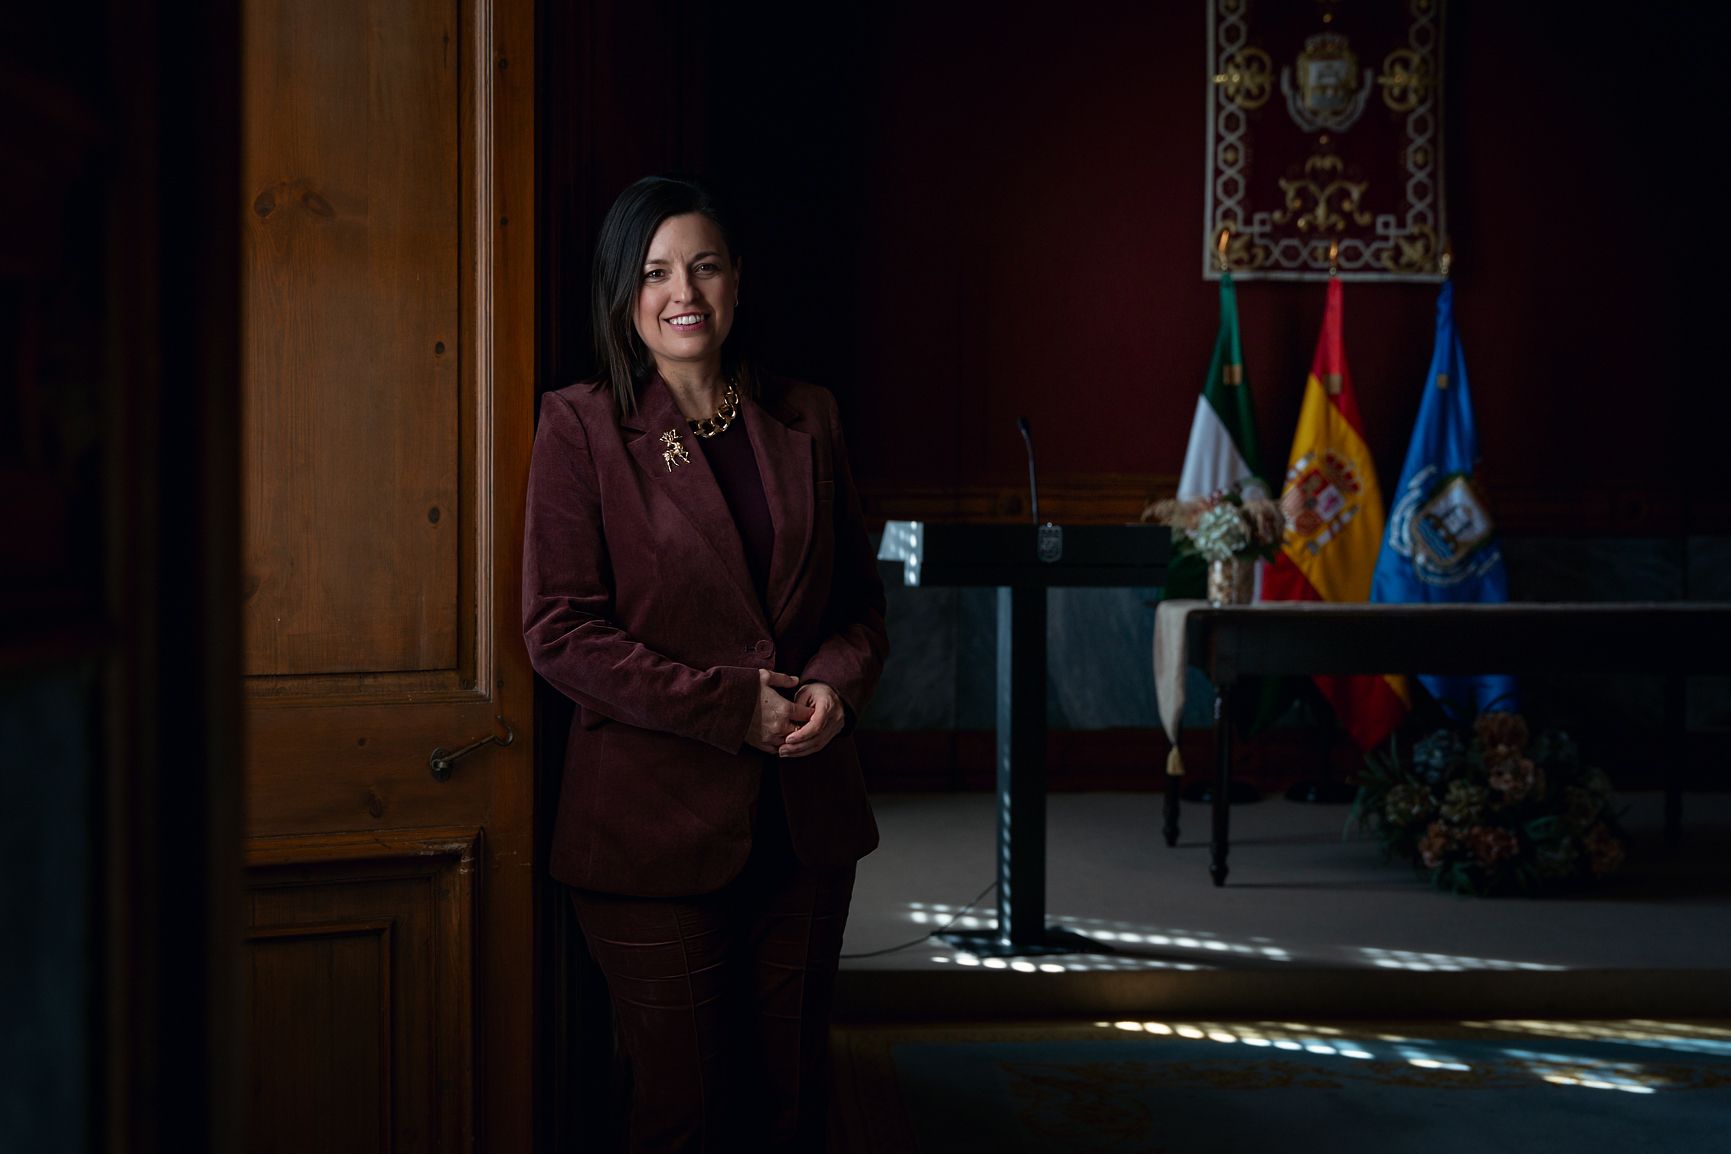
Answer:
[{"left": 1037, "top": 523, "right": 1063, "bottom": 564}]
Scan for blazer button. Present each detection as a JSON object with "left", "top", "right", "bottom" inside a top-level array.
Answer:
[{"left": 754, "top": 640, "right": 774, "bottom": 659}]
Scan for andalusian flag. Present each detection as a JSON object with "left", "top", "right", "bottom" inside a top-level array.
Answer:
[
  {"left": 1372, "top": 281, "right": 1518, "bottom": 715},
  {"left": 1262, "top": 279, "right": 1410, "bottom": 749},
  {"left": 1179, "top": 272, "right": 1267, "bottom": 505},
  {"left": 1166, "top": 272, "right": 1268, "bottom": 600}
]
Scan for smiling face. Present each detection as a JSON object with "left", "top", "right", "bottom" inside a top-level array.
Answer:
[{"left": 632, "top": 212, "right": 738, "bottom": 382}]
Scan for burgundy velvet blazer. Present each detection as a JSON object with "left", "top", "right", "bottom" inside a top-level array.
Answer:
[{"left": 522, "top": 373, "right": 888, "bottom": 896}]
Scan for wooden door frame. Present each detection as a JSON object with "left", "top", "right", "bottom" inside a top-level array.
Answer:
[
  {"left": 85, "top": 0, "right": 546, "bottom": 1149},
  {"left": 104, "top": 1, "right": 245, "bottom": 1151}
]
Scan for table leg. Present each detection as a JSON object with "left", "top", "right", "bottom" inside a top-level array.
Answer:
[
  {"left": 1163, "top": 760, "right": 1181, "bottom": 847},
  {"left": 997, "top": 584, "right": 1045, "bottom": 945},
  {"left": 1664, "top": 675, "right": 1684, "bottom": 848},
  {"left": 1210, "top": 681, "right": 1234, "bottom": 887},
  {"left": 939, "top": 585, "right": 1098, "bottom": 957}
]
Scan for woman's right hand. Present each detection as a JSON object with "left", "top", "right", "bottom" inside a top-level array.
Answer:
[{"left": 746, "top": 669, "right": 812, "bottom": 753}]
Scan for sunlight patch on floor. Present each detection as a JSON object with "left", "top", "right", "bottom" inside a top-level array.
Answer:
[
  {"left": 1359, "top": 946, "right": 1566, "bottom": 972},
  {"left": 1074, "top": 1019, "right": 1695, "bottom": 1093}
]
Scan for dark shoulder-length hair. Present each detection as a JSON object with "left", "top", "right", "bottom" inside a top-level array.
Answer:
[{"left": 591, "top": 175, "right": 753, "bottom": 414}]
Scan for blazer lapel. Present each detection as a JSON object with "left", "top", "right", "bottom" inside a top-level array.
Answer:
[
  {"left": 621, "top": 377, "right": 764, "bottom": 626},
  {"left": 743, "top": 390, "right": 814, "bottom": 630}
]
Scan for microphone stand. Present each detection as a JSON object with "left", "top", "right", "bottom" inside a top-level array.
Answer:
[{"left": 1017, "top": 417, "right": 1039, "bottom": 526}]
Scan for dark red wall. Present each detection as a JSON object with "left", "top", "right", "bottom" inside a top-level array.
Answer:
[{"left": 546, "top": 2, "right": 1724, "bottom": 531}]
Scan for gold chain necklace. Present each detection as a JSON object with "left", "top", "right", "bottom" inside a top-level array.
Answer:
[{"left": 688, "top": 382, "right": 740, "bottom": 439}]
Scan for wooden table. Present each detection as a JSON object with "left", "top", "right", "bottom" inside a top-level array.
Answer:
[{"left": 1157, "top": 601, "right": 1731, "bottom": 886}]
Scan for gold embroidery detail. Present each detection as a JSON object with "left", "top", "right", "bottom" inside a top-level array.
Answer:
[
  {"left": 1273, "top": 155, "right": 1373, "bottom": 235},
  {"left": 1214, "top": 47, "right": 1274, "bottom": 110},
  {"left": 1378, "top": 48, "right": 1435, "bottom": 111},
  {"left": 1383, "top": 224, "right": 1441, "bottom": 275},
  {"left": 1215, "top": 221, "right": 1260, "bottom": 271}
]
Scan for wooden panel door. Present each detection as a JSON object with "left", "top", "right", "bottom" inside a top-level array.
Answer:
[{"left": 238, "top": 1, "right": 535, "bottom": 1150}]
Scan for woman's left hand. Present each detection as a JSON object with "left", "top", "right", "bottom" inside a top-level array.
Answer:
[{"left": 779, "top": 682, "right": 845, "bottom": 758}]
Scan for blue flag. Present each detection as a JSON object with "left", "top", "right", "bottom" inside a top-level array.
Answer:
[{"left": 1372, "top": 281, "right": 1518, "bottom": 716}]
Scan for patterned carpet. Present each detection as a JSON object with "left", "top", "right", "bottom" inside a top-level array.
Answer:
[{"left": 829, "top": 1019, "right": 1731, "bottom": 1153}]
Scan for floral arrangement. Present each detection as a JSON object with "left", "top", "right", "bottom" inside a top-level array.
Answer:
[
  {"left": 1142, "top": 489, "right": 1285, "bottom": 563},
  {"left": 1353, "top": 710, "right": 1628, "bottom": 897}
]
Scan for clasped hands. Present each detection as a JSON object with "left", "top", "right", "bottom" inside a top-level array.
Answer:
[{"left": 747, "top": 670, "right": 843, "bottom": 758}]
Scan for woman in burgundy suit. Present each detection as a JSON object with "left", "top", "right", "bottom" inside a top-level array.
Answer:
[{"left": 522, "top": 175, "right": 888, "bottom": 1152}]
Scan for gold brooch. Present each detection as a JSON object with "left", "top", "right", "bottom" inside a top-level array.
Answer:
[{"left": 660, "top": 428, "right": 691, "bottom": 471}]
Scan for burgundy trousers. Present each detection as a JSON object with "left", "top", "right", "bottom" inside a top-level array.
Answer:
[{"left": 568, "top": 786, "right": 855, "bottom": 1154}]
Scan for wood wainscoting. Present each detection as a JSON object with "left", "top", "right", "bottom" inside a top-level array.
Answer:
[
  {"left": 855, "top": 727, "right": 1727, "bottom": 796},
  {"left": 857, "top": 476, "right": 1728, "bottom": 535},
  {"left": 855, "top": 728, "right": 1363, "bottom": 794}
]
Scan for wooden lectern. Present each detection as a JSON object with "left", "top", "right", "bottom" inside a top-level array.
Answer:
[{"left": 877, "top": 520, "right": 1169, "bottom": 956}]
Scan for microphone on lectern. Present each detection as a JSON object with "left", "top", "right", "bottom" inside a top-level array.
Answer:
[
  {"left": 1019, "top": 417, "right": 1064, "bottom": 563},
  {"left": 1017, "top": 416, "right": 1039, "bottom": 526}
]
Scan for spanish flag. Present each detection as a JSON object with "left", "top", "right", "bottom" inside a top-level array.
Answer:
[{"left": 1261, "top": 279, "right": 1410, "bottom": 749}]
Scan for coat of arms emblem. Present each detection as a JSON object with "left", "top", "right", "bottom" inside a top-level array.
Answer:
[
  {"left": 1282, "top": 32, "right": 1372, "bottom": 133},
  {"left": 1281, "top": 448, "right": 1363, "bottom": 551},
  {"left": 1384, "top": 467, "right": 1503, "bottom": 587}
]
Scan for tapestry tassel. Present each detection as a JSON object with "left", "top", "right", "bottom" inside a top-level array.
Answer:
[{"left": 1166, "top": 747, "right": 1184, "bottom": 777}]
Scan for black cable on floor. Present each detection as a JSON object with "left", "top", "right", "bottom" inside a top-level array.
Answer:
[{"left": 839, "top": 880, "right": 997, "bottom": 960}]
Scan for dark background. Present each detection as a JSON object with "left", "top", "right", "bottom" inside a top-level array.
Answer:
[
  {"left": 538, "top": 0, "right": 1731, "bottom": 792},
  {"left": 2, "top": 4, "right": 1724, "bottom": 1150},
  {"left": 542, "top": 1, "right": 1725, "bottom": 535}
]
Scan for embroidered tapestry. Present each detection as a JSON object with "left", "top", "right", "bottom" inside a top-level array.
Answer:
[{"left": 1204, "top": 0, "right": 1447, "bottom": 282}]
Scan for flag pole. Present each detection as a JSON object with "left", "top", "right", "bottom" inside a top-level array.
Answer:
[
  {"left": 1171, "top": 224, "right": 1267, "bottom": 808},
  {"left": 1285, "top": 244, "right": 1396, "bottom": 804}
]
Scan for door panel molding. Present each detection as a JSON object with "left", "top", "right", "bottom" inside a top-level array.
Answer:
[
  {"left": 245, "top": 828, "right": 479, "bottom": 1153},
  {"left": 246, "top": 919, "right": 395, "bottom": 1152},
  {"left": 245, "top": 670, "right": 492, "bottom": 709},
  {"left": 242, "top": 0, "right": 497, "bottom": 699},
  {"left": 245, "top": 825, "right": 483, "bottom": 868}
]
